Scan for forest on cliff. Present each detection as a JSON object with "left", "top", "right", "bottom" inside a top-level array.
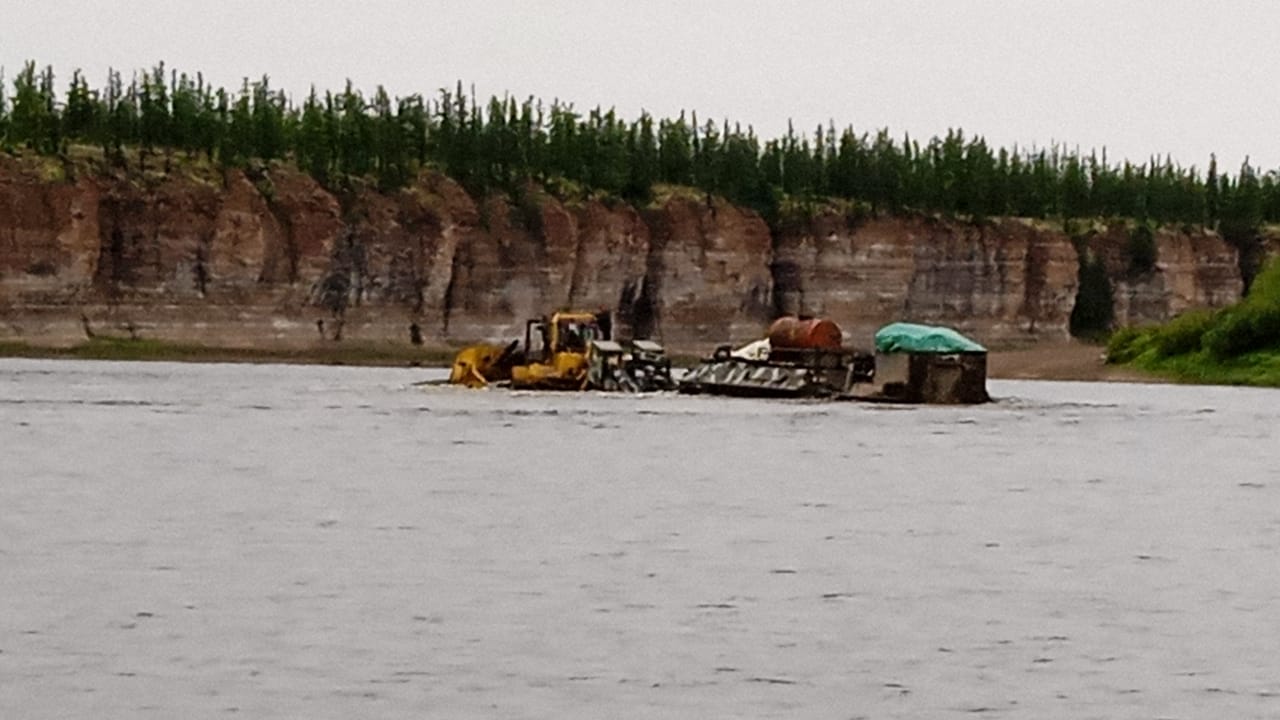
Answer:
[{"left": 4, "top": 60, "right": 1280, "bottom": 246}]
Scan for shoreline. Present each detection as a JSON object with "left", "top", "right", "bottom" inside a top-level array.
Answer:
[
  {"left": 984, "top": 341, "right": 1162, "bottom": 383},
  {"left": 2, "top": 337, "right": 1158, "bottom": 384},
  {"left": 0, "top": 338, "right": 456, "bottom": 368}
]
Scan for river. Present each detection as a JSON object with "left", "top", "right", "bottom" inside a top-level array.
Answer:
[{"left": 2, "top": 358, "right": 1278, "bottom": 719}]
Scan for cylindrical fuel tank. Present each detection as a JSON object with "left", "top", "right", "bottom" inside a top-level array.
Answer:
[{"left": 767, "top": 316, "right": 844, "bottom": 350}]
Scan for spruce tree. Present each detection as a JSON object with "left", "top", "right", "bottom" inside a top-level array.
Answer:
[
  {"left": 296, "top": 88, "right": 331, "bottom": 183},
  {"left": 622, "top": 112, "right": 657, "bottom": 202},
  {"left": 9, "top": 62, "right": 53, "bottom": 152},
  {"left": 5, "top": 55, "right": 1279, "bottom": 243},
  {"left": 0, "top": 68, "right": 8, "bottom": 149},
  {"left": 657, "top": 113, "right": 693, "bottom": 186},
  {"left": 1205, "top": 154, "right": 1220, "bottom": 225},
  {"left": 62, "top": 69, "right": 100, "bottom": 144}
]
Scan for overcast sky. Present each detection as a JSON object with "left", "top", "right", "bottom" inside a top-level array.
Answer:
[{"left": 5, "top": 0, "right": 1278, "bottom": 172}]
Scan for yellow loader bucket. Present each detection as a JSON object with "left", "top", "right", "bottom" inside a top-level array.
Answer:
[{"left": 449, "top": 343, "right": 514, "bottom": 388}]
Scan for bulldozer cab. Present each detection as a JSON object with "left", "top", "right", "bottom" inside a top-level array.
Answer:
[{"left": 524, "top": 312, "right": 602, "bottom": 360}]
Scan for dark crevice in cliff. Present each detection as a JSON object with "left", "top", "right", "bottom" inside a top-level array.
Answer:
[
  {"left": 404, "top": 211, "right": 440, "bottom": 318},
  {"left": 770, "top": 257, "right": 803, "bottom": 318},
  {"left": 316, "top": 226, "right": 367, "bottom": 335},
  {"left": 278, "top": 212, "right": 300, "bottom": 285},
  {"left": 1227, "top": 231, "right": 1265, "bottom": 294},
  {"left": 1067, "top": 233, "right": 1113, "bottom": 338},
  {"left": 244, "top": 166, "right": 282, "bottom": 284},
  {"left": 412, "top": 235, "right": 427, "bottom": 316},
  {"left": 96, "top": 197, "right": 133, "bottom": 294},
  {"left": 193, "top": 241, "right": 209, "bottom": 296},
  {"left": 102, "top": 226, "right": 127, "bottom": 286},
  {"left": 345, "top": 231, "right": 368, "bottom": 308},
  {"left": 621, "top": 276, "right": 659, "bottom": 341},
  {"left": 615, "top": 278, "right": 640, "bottom": 337},
  {"left": 765, "top": 214, "right": 813, "bottom": 309},
  {"left": 441, "top": 245, "right": 461, "bottom": 334},
  {"left": 635, "top": 210, "right": 668, "bottom": 341},
  {"left": 993, "top": 228, "right": 1011, "bottom": 319},
  {"left": 1022, "top": 231, "right": 1050, "bottom": 333}
]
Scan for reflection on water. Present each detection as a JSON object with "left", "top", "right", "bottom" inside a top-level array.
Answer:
[{"left": 2, "top": 359, "right": 1279, "bottom": 719}]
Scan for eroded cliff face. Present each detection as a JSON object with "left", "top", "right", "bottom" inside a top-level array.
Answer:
[
  {"left": 1083, "top": 226, "right": 1244, "bottom": 326},
  {"left": 774, "top": 214, "right": 1080, "bottom": 344},
  {"left": 0, "top": 155, "right": 1251, "bottom": 352},
  {"left": 642, "top": 196, "right": 774, "bottom": 348},
  {"left": 0, "top": 168, "right": 100, "bottom": 300}
]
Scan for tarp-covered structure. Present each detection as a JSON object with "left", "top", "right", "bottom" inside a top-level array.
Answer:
[{"left": 874, "top": 322, "right": 987, "bottom": 354}]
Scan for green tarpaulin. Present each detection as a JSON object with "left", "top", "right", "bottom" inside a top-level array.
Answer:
[{"left": 874, "top": 322, "right": 987, "bottom": 354}]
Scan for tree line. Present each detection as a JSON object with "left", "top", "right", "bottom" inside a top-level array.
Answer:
[{"left": 3, "top": 60, "right": 1280, "bottom": 237}]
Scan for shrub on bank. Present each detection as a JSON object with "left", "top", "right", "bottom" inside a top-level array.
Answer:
[
  {"left": 1203, "top": 303, "right": 1280, "bottom": 358},
  {"left": 1106, "top": 308, "right": 1219, "bottom": 364},
  {"left": 1105, "top": 326, "right": 1149, "bottom": 364},
  {"left": 1202, "top": 259, "right": 1280, "bottom": 358},
  {"left": 1151, "top": 309, "right": 1215, "bottom": 358},
  {"left": 1106, "top": 258, "right": 1280, "bottom": 386}
]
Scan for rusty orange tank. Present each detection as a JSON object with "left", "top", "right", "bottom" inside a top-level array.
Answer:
[{"left": 767, "top": 316, "right": 844, "bottom": 350}]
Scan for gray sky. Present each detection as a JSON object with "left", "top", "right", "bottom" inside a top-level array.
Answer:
[{"left": 5, "top": 0, "right": 1279, "bottom": 171}]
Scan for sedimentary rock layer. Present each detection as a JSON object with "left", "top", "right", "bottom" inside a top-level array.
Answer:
[{"left": 0, "top": 156, "right": 1247, "bottom": 351}]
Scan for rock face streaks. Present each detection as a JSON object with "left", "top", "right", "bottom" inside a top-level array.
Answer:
[
  {"left": 1081, "top": 225, "right": 1243, "bottom": 327},
  {"left": 0, "top": 156, "right": 1249, "bottom": 350},
  {"left": 773, "top": 214, "right": 1082, "bottom": 344}
]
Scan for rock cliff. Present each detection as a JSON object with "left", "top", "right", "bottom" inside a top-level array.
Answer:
[
  {"left": 1082, "top": 225, "right": 1243, "bottom": 327},
  {"left": 773, "top": 213, "right": 1080, "bottom": 344},
  {"left": 0, "top": 154, "right": 1251, "bottom": 353}
]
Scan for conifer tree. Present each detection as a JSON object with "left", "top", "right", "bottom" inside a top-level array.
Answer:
[
  {"left": 138, "top": 64, "right": 171, "bottom": 165},
  {"left": 0, "top": 68, "right": 9, "bottom": 149},
  {"left": 1260, "top": 173, "right": 1280, "bottom": 223},
  {"left": 62, "top": 69, "right": 100, "bottom": 144},
  {"left": 372, "top": 85, "right": 407, "bottom": 189},
  {"left": 622, "top": 112, "right": 657, "bottom": 202},
  {"left": 337, "top": 81, "right": 373, "bottom": 178},
  {"left": 221, "top": 79, "right": 256, "bottom": 165},
  {"left": 9, "top": 62, "right": 56, "bottom": 152},
  {"left": 168, "top": 72, "right": 202, "bottom": 155},
  {"left": 250, "top": 76, "right": 285, "bottom": 162},
  {"left": 6, "top": 56, "right": 1279, "bottom": 245},
  {"left": 296, "top": 88, "right": 331, "bottom": 183},
  {"left": 100, "top": 69, "right": 132, "bottom": 164},
  {"left": 657, "top": 113, "right": 693, "bottom": 185},
  {"left": 1205, "top": 154, "right": 1220, "bottom": 225},
  {"left": 1061, "top": 153, "right": 1089, "bottom": 220}
]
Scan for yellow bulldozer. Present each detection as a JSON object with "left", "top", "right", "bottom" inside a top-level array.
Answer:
[{"left": 448, "top": 310, "right": 674, "bottom": 392}]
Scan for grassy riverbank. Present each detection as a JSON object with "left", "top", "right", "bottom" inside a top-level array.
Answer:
[
  {"left": 1106, "top": 343, "right": 1280, "bottom": 386},
  {"left": 1105, "top": 260, "right": 1280, "bottom": 388}
]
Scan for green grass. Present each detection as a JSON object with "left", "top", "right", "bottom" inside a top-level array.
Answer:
[
  {"left": 1107, "top": 320, "right": 1280, "bottom": 387},
  {"left": 1124, "top": 347, "right": 1280, "bottom": 387},
  {"left": 1105, "top": 259, "right": 1280, "bottom": 387},
  {"left": 0, "top": 337, "right": 457, "bottom": 367}
]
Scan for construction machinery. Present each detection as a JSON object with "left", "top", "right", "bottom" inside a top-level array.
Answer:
[
  {"left": 448, "top": 310, "right": 674, "bottom": 392},
  {"left": 448, "top": 341, "right": 521, "bottom": 388},
  {"left": 678, "top": 316, "right": 874, "bottom": 398},
  {"left": 678, "top": 316, "right": 989, "bottom": 403}
]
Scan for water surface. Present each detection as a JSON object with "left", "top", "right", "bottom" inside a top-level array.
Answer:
[{"left": 2, "top": 359, "right": 1278, "bottom": 718}]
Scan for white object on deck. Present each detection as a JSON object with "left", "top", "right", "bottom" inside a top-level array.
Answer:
[{"left": 731, "top": 338, "right": 771, "bottom": 361}]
